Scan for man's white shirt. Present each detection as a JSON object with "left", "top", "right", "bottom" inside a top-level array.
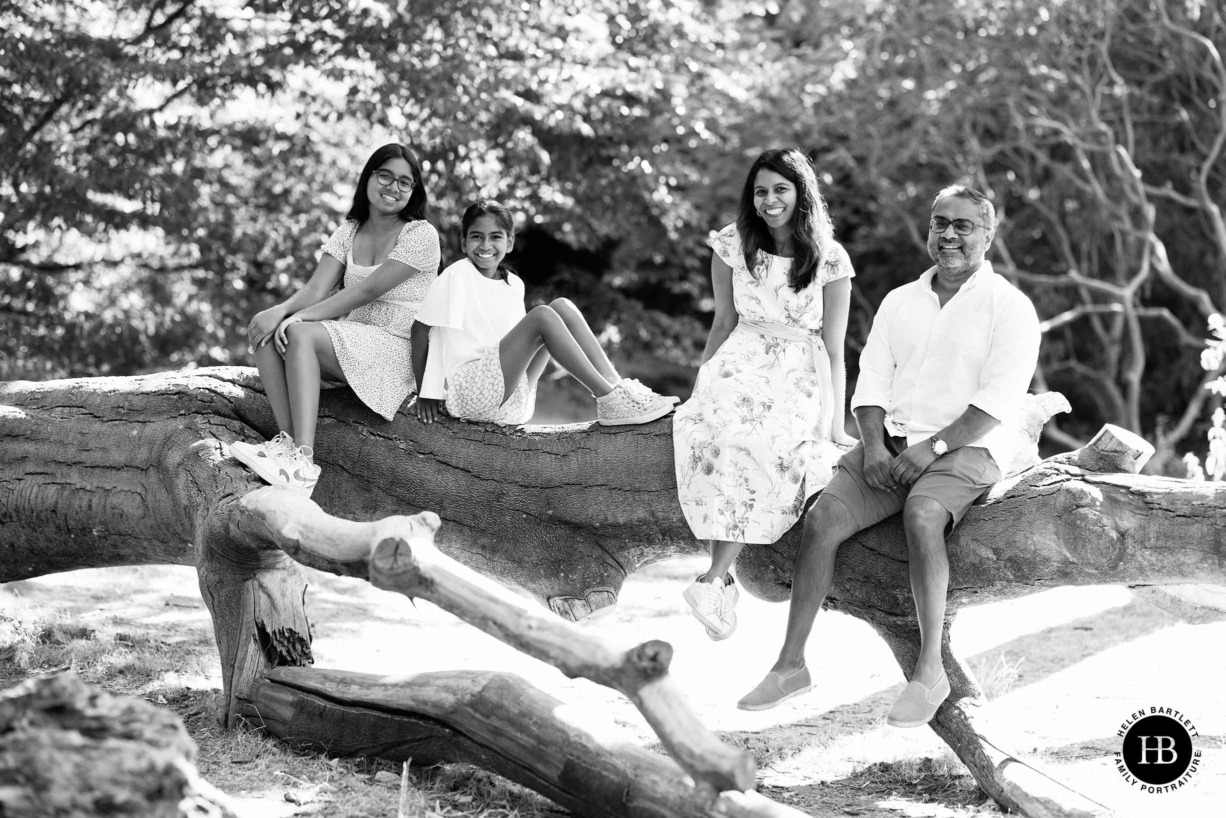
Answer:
[{"left": 850, "top": 260, "right": 1041, "bottom": 469}]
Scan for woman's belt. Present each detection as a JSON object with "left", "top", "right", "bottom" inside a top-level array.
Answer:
[{"left": 737, "top": 319, "right": 834, "bottom": 441}]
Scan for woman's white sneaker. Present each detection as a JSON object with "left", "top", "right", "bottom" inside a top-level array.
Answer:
[
  {"left": 682, "top": 574, "right": 738, "bottom": 640},
  {"left": 231, "top": 435, "right": 320, "bottom": 496},
  {"left": 230, "top": 431, "right": 295, "bottom": 484}
]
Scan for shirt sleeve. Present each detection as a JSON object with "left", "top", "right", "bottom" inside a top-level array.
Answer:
[
  {"left": 415, "top": 261, "right": 468, "bottom": 330},
  {"left": 820, "top": 242, "right": 856, "bottom": 285},
  {"left": 850, "top": 291, "right": 897, "bottom": 411},
  {"left": 389, "top": 221, "right": 441, "bottom": 274},
  {"left": 319, "top": 220, "right": 357, "bottom": 262},
  {"left": 969, "top": 289, "right": 1042, "bottom": 422}
]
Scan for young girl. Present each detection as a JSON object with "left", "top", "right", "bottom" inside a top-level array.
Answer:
[
  {"left": 411, "top": 200, "right": 675, "bottom": 427},
  {"left": 230, "top": 144, "right": 441, "bottom": 495},
  {"left": 674, "top": 147, "right": 857, "bottom": 640}
]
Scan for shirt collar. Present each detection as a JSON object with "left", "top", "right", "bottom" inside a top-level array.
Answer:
[{"left": 919, "top": 259, "right": 994, "bottom": 293}]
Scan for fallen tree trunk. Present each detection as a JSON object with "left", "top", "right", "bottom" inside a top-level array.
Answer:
[{"left": 3, "top": 368, "right": 1225, "bottom": 818}]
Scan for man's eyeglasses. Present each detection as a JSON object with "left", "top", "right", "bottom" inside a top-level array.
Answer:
[
  {"left": 373, "top": 169, "right": 415, "bottom": 193},
  {"left": 930, "top": 217, "right": 988, "bottom": 236}
]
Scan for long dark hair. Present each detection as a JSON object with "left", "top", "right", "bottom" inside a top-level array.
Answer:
[
  {"left": 346, "top": 143, "right": 428, "bottom": 223},
  {"left": 734, "top": 147, "right": 833, "bottom": 292},
  {"left": 460, "top": 199, "right": 516, "bottom": 283}
]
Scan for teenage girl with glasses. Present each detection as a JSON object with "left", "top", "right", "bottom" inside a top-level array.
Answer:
[{"left": 230, "top": 143, "right": 441, "bottom": 496}]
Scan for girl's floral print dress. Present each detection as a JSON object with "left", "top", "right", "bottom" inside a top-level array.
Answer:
[{"left": 673, "top": 224, "right": 855, "bottom": 544}]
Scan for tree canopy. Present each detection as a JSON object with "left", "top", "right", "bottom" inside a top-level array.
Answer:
[{"left": 2, "top": 0, "right": 1224, "bottom": 470}]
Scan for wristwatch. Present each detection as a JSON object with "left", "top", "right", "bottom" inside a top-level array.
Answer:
[{"left": 931, "top": 437, "right": 949, "bottom": 457}]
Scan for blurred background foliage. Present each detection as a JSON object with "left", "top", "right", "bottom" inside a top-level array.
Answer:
[{"left": 2, "top": 0, "right": 1224, "bottom": 472}]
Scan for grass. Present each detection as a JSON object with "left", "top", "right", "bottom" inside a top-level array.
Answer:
[{"left": 968, "top": 651, "right": 1025, "bottom": 700}]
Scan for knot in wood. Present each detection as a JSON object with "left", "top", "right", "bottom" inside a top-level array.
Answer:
[{"left": 627, "top": 640, "right": 673, "bottom": 678}]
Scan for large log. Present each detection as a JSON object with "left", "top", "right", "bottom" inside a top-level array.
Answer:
[
  {"left": 242, "top": 667, "right": 804, "bottom": 818},
  {"left": 3, "top": 368, "right": 1225, "bottom": 818}
]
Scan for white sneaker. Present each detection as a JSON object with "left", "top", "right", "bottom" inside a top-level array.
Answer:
[
  {"left": 621, "top": 377, "right": 680, "bottom": 406},
  {"left": 596, "top": 382, "right": 675, "bottom": 426},
  {"left": 275, "top": 446, "right": 322, "bottom": 496},
  {"left": 683, "top": 574, "right": 738, "bottom": 640},
  {"left": 232, "top": 437, "right": 320, "bottom": 496},
  {"left": 229, "top": 431, "right": 294, "bottom": 479}
]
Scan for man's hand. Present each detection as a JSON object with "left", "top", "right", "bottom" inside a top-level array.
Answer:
[
  {"left": 413, "top": 396, "right": 443, "bottom": 424},
  {"left": 891, "top": 441, "right": 939, "bottom": 485},
  {"left": 862, "top": 441, "right": 896, "bottom": 490}
]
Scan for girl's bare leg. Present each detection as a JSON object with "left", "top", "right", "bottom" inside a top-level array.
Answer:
[
  {"left": 253, "top": 342, "right": 294, "bottom": 439},
  {"left": 548, "top": 298, "right": 619, "bottom": 383},
  {"left": 498, "top": 306, "right": 614, "bottom": 401},
  {"left": 525, "top": 346, "right": 551, "bottom": 385},
  {"left": 282, "top": 323, "right": 345, "bottom": 452}
]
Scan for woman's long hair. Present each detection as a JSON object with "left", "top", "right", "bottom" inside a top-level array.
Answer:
[
  {"left": 346, "top": 143, "right": 428, "bottom": 224},
  {"left": 734, "top": 147, "right": 833, "bottom": 292},
  {"left": 461, "top": 199, "right": 516, "bottom": 283}
]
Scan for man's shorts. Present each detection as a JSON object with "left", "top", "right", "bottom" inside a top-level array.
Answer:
[
  {"left": 444, "top": 346, "right": 537, "bottom": 426},
  {"left": 822, "top": 435, "right": 1002, "bottom": 533}
]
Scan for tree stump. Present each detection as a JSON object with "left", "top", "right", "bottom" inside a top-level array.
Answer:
[{"left": 0, "top": 672, "right": 237, "bottom": 818}]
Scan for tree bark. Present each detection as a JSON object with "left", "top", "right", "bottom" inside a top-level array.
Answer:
[{"left": 3, "top": 369, "right": 1225, "bottom": 818}]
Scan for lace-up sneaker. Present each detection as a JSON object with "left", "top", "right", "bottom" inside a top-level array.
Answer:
[
  {"left": 231, "top": 435, "right": 320, "bottom": 496},
  {"left": 621, "top": 377, "right": 680, "bottom": 406},
  {"left": 683, "top": 574, "right": 738, "bottom": 640},
  {"left": 596, "top": 382, "right": 675, "bottom": 426},
  {"left": 274, "top": 446, "right": 322, "bottom": 496},
  {"left": 230, "top": 431, "right": 295, "bottom": 479}
]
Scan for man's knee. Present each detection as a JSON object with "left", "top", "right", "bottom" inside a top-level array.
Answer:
[
  {"left": 802, "top": 492, "right": 861, "bottom": 551},
  {"left": 902, "top": 496, "right": 951, "bottom": 541}
]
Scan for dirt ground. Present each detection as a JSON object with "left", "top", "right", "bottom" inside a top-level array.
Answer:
[{"left": 2, "top": 557, "right": 1223, "bottom": 817}]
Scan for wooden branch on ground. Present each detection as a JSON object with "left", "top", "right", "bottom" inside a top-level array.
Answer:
[
  {"left": 241, "top": 667, "right": 809, "bottom": 818},
  {"left": 242, "top": 494, "right": 755, "bottom": 798}
]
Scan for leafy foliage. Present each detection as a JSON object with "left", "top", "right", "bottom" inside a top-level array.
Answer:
[{"left": 3, "top": 0, "right": 1225, "bottom": 470}]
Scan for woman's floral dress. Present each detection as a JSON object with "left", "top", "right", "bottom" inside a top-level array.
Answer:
[
  {"left": 318, "top": 218, "right": 440, "bottom": 420},
  {"left": 673, "top": 224, "right": 855, "bottom": 544}
]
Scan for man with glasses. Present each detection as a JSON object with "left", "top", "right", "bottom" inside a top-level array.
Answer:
[{"left": 738, "top": 185, "right": 1041, "bottom": 727}]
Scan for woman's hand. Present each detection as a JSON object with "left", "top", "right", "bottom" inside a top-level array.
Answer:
[
  {"left": 248, "top": 305, "right": 287, "bottom": 351},
  {"left": 273, "top": 315, "right": 304, "bottom": 355},
  {"left": 413, "top": 396, "right": 443, "bottom": 424}
]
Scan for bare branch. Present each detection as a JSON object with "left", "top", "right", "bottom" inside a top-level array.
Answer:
[{"left": 1039, "top": 303, "right": 1207, "bottom": 348}]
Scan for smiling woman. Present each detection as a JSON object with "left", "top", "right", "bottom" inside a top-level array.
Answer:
[
  {"left": 227, "top": 144, "right": 441, "bottom": 497},
  {"left": 673, "top": 147, "right": 858, "bottom": 650}
]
